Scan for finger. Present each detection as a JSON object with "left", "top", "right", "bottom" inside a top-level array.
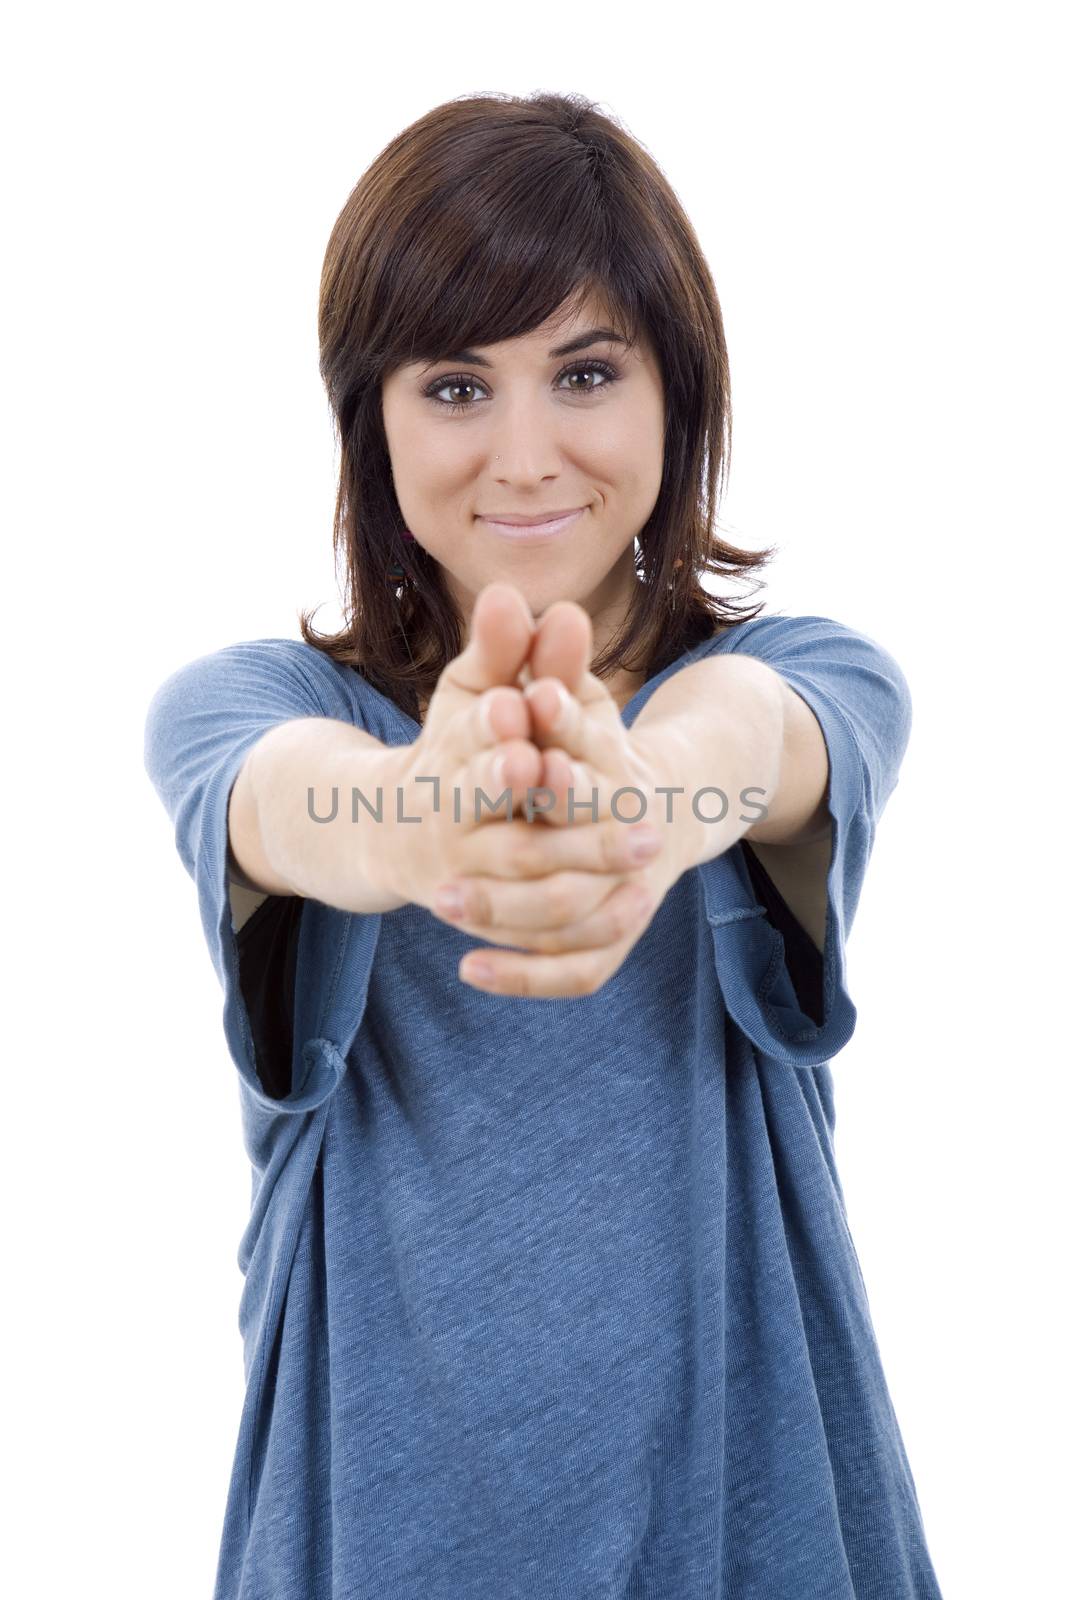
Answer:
[
  {"left": 446, "top": 876, "right": 654, "bottom": 957},
  {"left": 456, "top": 732, "right": 603, "bottom": 836},
  {"left": 454, "top": 810, "right": 664, "bottom": 880},
  {"left": 523, "top": 674, "right": 628, "bottom": 780},
  {"left": 458, "top": 734, "right": 545, "bottom": 827},
  {"left": 423, "top": 582, "right": 537, "bottom": 735},
  {"left": 522, "top": 598, "right": 620, "bottom": 729},
  {"left": 423, "top": 686, "right": 537, "bottom": 828},
  {"left": 526, "top": 599, "right": 595, "bottom": 689},
  {"left": 464, "top": 683, "right": 533, "bottom": 764},
  {"left": 457, "top": 916, "right": 644, "bottom": 999},
  {"left": 522, "top": 600, "right": 632, "bottom": 758},
  {"left": 435, "top": 865, "right": 630, "bottom": 932},
  {"left": 524, "top": 745, "right": 603, "bottom": 830}
]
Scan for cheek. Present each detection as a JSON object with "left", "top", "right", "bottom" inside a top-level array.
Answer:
[
  {"left": 415, "top": 429, "right": 481, "bottom": 478},
  {"left": 620, "top": 439, "right": 665, "bottom": 511},
  {"left": 593, "top": 415, "right": 661, "bottom": 483}
]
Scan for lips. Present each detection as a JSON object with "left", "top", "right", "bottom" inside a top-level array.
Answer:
[
  {"left": 478, "top": 507, "right": 588, "bottom": 539},
  {"left": 479, "top": 506, "right": 587, "bottom": 525}
]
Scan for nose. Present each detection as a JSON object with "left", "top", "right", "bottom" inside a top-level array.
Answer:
[{"left": 484, "top": 406, "right": 569, "bottom": 482}]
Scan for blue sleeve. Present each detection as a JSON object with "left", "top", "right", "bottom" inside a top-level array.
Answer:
[
  {"left": 142, "top": 637, "right": 383, "bottom": 1114},
  {"left": 692, "top": 613, "right": 913, "bottom": 1069}
]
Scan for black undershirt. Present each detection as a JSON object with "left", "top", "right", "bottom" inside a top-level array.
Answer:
[
  {"left": 739, "top": 839, "right": 825, "bottom": 1029},
  {"left": 233, "top": 841, "right": 824, "bottom": 1101},
  {"left": 234, "top": 892, "right": 304, "bottom": 1101}
]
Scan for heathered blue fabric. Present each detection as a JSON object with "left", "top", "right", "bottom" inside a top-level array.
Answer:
[{"left": 143, "top": 612, "right": 944, "bottom": 1599}]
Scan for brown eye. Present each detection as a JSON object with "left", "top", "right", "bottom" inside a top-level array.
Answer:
[{"left": 423, "top": 359, "right": 619, "bottom": 413}]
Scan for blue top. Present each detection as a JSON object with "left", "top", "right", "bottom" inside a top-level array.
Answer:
[{"left": 143, "top": 612, "right": 944, "bottom": 1599}]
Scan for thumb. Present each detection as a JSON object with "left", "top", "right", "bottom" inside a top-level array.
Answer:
[{"left": 424, "top": 581, "right": 537, "bottom": 728}]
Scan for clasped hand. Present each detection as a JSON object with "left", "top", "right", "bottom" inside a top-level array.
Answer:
[{"left": 368, "top": 581, "right": 701, "bottom": 999}]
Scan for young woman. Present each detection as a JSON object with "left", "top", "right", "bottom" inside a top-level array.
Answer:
[{"left": 144, "top": 91, "right": 943, "bottom": 1600}]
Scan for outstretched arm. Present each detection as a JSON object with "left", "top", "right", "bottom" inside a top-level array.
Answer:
[{"left": 631, "top": 652, "right": 832, "bottom": 857}]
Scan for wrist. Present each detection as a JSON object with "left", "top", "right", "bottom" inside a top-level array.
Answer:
[
  {"left": 338, "top": 737, "right": 411, "bottom": 912},
  {"left": 249, "top": 719, "right": 407, "bottom": 913},
  {"left": 628, "top": 721, "right": 708, "bottom": 880},
  {"left": 631, "top": 703, "right": 778, "bottom": 873}
]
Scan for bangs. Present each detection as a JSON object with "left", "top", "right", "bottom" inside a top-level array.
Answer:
[{"left": 369, "top": 152, "right": 646, "bottom": 377}]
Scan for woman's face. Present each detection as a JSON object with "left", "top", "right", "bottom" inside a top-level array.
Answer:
[{"left": 380, "top": 292, "right": 666, "bottom": 652}]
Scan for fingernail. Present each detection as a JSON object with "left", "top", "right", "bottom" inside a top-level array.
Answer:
[
  {"left": 628, "top": 824, "right": 661, "bottom": 862},
  {"left": 435, "top": 884, "right": 465, "bottom": 918},
  {"left": 547, "top": 685, "right": 565, "bottom": 727},
  {"left": 462, "top": 958, "right": 495, "bottom": 986},
  {"left": 528, "top": 681, "right": 564, "bottom": 727}
]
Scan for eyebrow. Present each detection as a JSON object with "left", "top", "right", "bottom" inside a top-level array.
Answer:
[{"left": 421, "top": 327, "right": 630, "bottom": 370}]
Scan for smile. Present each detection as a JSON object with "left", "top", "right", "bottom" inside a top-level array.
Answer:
[{"left": 477, "top": 508, "right": 587, "bottom": 540}]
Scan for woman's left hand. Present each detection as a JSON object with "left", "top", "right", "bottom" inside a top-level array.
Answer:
[{"left": 438, "top": 600, "right": 703, "bottom": 998}]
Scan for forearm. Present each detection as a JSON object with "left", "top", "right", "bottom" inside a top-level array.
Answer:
[
  {"left": 632, "top": 655, "right": 786, "bottom": 869},
  {"left": 234, "top": 717, "right": 404, "bottom": 912}
]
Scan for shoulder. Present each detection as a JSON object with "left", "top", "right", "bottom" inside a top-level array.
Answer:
[
  {"left": 696, "top": 612, "right": 910, "bottom": 697},
  {"left": 145, "top": 635, "right": 372, "bottom": 733},
  {"left": 697, "top": 611, "right": 860, "bottom": 654}
]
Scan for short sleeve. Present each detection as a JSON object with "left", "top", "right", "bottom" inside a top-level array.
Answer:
[
  {"left": 692, "top": 613, "right": 912, "bottom": 1069},
  {"left": 143, "top": 637, "right": 383, "bottom": 1115}
]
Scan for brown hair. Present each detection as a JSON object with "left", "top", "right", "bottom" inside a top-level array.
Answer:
[{"left": 301, "top": 90, "right": 776, "bottom": 723}]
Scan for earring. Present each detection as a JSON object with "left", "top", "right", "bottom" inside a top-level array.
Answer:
[
  {"left": 387, "top": 529, "right": 417, "bottom": 586},
  {"left": 668, "top": 557, "right": 684, "bottom": 613}
]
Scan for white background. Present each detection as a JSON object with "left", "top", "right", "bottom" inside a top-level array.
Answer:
[{"left": 4, "top": 2, "right": 1063, "bottom": 1594}]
